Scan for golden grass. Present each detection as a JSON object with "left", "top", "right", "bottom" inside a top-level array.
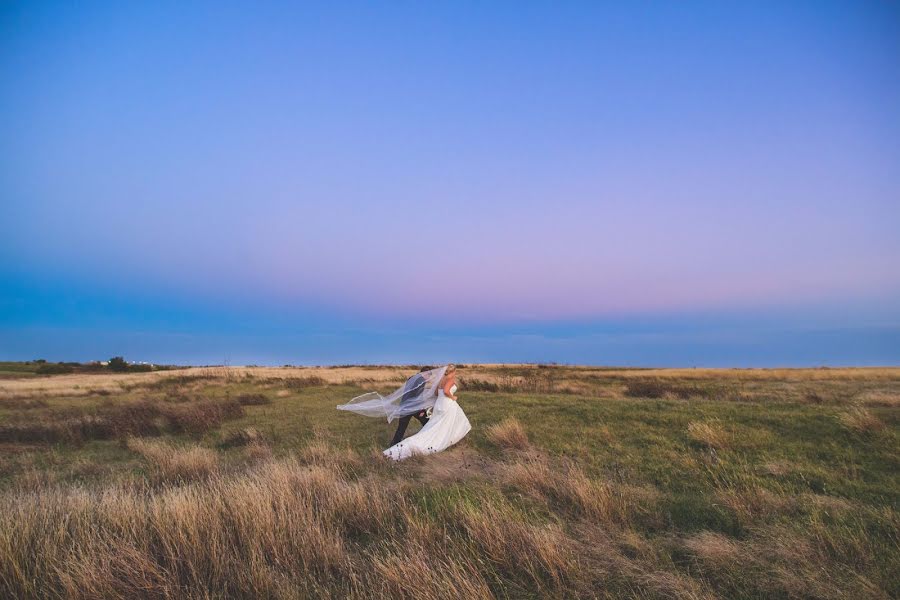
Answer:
[
  {"left": 127, "top": 438, "right": 219, "bottom": 483},
  {"left": 0, "top": 364, "right": 897, "bottom": 598},
  {"left": 503, "top": 452, "right": 655, "bottom": 525},
  {"left": 454, "top": 501, "right": 576, "bottom": 590},
  {"left": 686, "top": 420, "right": 731, "bottom": 449},
  {"left": 0, "top": 455, "right": 586, "bottom": 599},
  {"left": 838, "top": 406, "right": 886, "bottom": 434},
  {"left": 683, "top": 531, "right": 741, "bottom": 565},
  {"left": 486, "top": 417, "right": 530, "bottom": 450},
  {"left": 4, "top": 364, "right": 899, "bottom": 399}
]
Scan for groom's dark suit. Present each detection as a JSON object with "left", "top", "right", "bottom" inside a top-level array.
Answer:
[{"left": 389, "top": 372, "right": 429, "bottom": 446}]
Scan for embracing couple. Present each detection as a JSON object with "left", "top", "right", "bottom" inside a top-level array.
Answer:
[{"left": 337, "top": 365, "right": 471, "bottom": 460}]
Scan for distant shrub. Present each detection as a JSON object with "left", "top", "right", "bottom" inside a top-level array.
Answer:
[
  {"left": 36, "top": 364, "right": 74, "bottom": 375},
  {"left": 129, "top": 364, "right": 153, "bottom": 373},
  {"left": 108, "top": 357, "right": 129, "bottom": 372},
  {"left": 284, "top": 376, "right": 327, "bottom": 389},
  {"left": 624, "top": 379, "right": 707, "bottom": 399}
]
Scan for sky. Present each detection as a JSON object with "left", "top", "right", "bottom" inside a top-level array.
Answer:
[{"left": 1, "top": 1, "right": 899, "bottom": 366}]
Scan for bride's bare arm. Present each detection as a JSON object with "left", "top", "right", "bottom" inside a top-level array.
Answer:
[{"left": 443, "top": 380, "right": 458, "bottom": 401}]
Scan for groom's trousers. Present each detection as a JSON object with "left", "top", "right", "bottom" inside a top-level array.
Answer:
[{"left": 390, "top": 411, "right": 429, "bottom": 447}]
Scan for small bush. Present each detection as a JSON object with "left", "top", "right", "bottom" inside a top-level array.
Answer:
[
  {"left": 486, "top": 418, "right": 530, "bottom": 450},
  {"left": 107, "top": 356, "right": 129, "bottom": 372}
]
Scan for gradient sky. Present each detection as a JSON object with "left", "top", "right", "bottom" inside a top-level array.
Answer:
[{"left": 2, "top": 1, "right": 899, "bottom": 366}]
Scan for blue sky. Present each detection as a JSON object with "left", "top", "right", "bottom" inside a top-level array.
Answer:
[{"left": 2, "top": 1, "right": 899, "bottom": 366}]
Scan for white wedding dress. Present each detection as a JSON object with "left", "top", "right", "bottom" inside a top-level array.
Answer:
[{"left": 383, "top": 384, "right": 471, "bottom": 461}]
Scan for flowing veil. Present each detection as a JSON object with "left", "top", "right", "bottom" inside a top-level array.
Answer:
[{"left": 336, "top": 366, "right": 448, "bottom": 422}]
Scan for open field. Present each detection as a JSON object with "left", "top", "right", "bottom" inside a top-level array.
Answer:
[{"left": 1, "top": 364, "right": 898, "bottom": 599}]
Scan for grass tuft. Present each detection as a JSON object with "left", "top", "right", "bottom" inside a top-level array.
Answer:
[
  {"left": 838, "top": 406, "right": 885, "bottom": 435},
  {"left": 127, "top": 438, "right": 219, "bottom": 483},
  {"left": 687, "top": 420, "right": 730, "bottom": 449},
  {"left": 486, "top": 418, "right": 529, "bottom": 450}
]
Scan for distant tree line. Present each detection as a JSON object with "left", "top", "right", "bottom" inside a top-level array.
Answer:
[{"left": 28, "top": 357, "right": 172, "bottom": 376}]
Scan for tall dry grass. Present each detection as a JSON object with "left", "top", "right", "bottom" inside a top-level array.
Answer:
[
  {"left": 686, "top": 420, "right": 731, "bottom": 449},
  {"left": 1, "top": 445, "right": 895, "bottom": 599},
  {"left": 838, "top": 406, "right": 886, "bottom": 434},
  {"left": 127, "top": 438, "right": 219, "bottom": 483},
  {"left": 0, "top": 457, "right": 385, "bottom": 599},
  {"left": 503, "top": 452, "right": 658, "bottom": 525},
  {"left": 486, "top": 417, "right": 529, "bottom": 450},
  {"left": 0, "top": 451, "right": 596, "bottom": 599}
]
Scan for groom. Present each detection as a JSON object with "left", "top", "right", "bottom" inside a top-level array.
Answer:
[{"left": 389, "top": 368, "right": 431, "bottom": 446}]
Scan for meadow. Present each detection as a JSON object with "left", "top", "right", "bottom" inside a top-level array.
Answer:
[{"left": 0, "top": 364, "right": 897, "bottom": 599}]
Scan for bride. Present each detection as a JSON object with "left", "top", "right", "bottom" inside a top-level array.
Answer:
[{"left": 336, "top": 365, "right": 471, "bottom": 460}]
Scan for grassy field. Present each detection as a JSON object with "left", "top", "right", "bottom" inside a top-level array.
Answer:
[{"left": 0, "top": 364, "right": 897, "bottom": 599}]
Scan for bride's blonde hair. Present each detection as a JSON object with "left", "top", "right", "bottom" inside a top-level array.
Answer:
[{"left": 446, "top": 364, "right": 457, "bottom": 373}]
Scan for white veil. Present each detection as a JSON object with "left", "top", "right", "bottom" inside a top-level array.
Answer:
[{"left": 337, "top": 366, "right": 447, "bottom": 423}]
